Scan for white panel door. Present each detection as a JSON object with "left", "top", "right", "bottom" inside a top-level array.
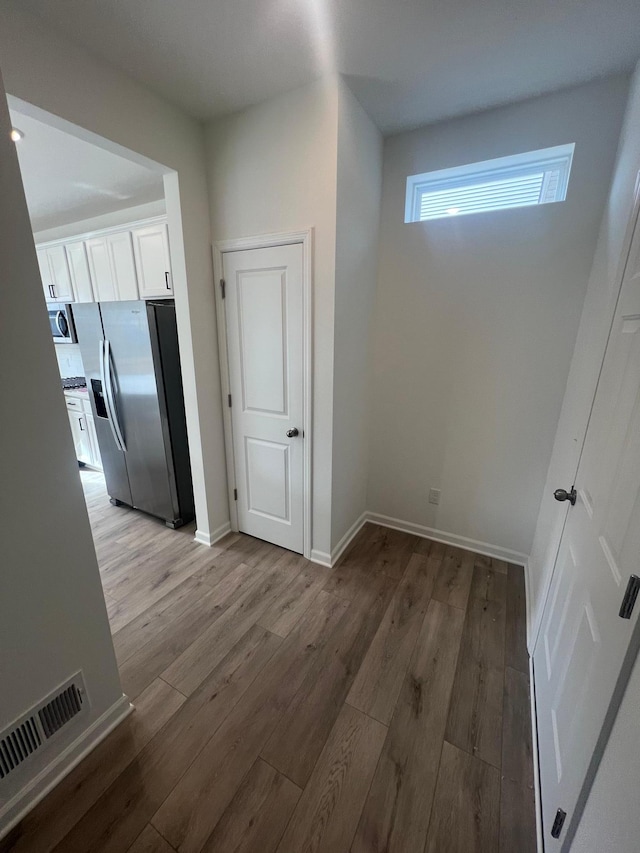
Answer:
[
  {"left": 534, "top": 205, "right": 640, "bottom": 849},
  {"left": 132, "top": 223, "right": 173, "bottom": 298},
  {"left": 223, "top": 244, "right": 304, "bottom": 553},
  {"left": 66, "top": 241, "right": 95, "bottom": 302},
  {"left": 86, "top": 237, "right": 117, "bottom": 301},
  {"left": 68, "top": 410, "right": 92, "bottom": 464}
]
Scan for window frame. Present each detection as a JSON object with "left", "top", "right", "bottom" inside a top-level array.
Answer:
[{"left": 404, "top": 143, "right": 575, "bottom": 223}]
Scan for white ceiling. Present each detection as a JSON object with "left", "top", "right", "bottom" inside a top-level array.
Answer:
[
  {"left": 11, "top": 0, "right": 640, "bottom": 133},
  {"left": 9, "top": 109, "right": 164, "bottom": 232}
]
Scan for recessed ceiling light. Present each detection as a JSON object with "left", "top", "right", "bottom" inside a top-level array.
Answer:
[
  {"left": 10, "top": 128, "right": 24, "bottom": 142},
  {"left": 446, "top": 207, "right": 460, "bottom": 215}
]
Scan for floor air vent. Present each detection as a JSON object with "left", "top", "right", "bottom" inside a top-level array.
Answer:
[{"left": 0, "top": 673, "right": 88, "bottom": 782}]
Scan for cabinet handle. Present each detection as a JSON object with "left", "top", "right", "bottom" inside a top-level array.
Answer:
[
  {"left": 165, "top": 271, "right": 171, "bottom": 290},
  {"left": 48, "top": 284, "right": 54, "bottom": 298},
  {"left": 51, "top": 284, "right": 57, "bottom": 298},
  {"left": 79, "top": 417, "right": 85, "bottom": 431}
]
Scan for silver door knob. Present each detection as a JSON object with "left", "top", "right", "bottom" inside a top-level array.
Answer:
[{"left": 286, "top": 428, "right": 299, "bottom": 438}]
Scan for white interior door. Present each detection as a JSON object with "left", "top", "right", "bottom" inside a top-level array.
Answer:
[
  {"left": 534, "top": 204, "right": 640, "bottom": 850},
  {"left": 223, "top": 243, "right": 305, "bottom": 553}
]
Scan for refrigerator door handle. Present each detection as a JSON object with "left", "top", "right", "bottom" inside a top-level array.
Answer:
[
  {"left": 104, "top": 339, "right": 127, "bottom": 453},
  {"left": 100, "top": 340, "right": 126, "bottom": 453}
]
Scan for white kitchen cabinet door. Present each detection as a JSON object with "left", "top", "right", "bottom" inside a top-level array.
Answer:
[
  {"left": 107, "top": 232, "right": 139, "bottom": 300},
  {"left": 132, "top": 223, "right": 173, "bottom": 298},
  {"left": 47, "top": 245, "right": 74, "bottom": 302},
  {"left": 85, "top": 413, "right": 102, "bottom": 469},
  {"left": 66, "top": 241, "right": 95, "bottom": 302},
  {"left": 86, "top": 237, "right": 118, "bottom": 301},
  {"left": 37, "top": 246, "right": 74, "bottom": 302},
  {"left": 68, "top": 409, "right": 93, "bottom": 464},
  {"left": 37, "top": 248, "right": 54, "bottom": 302}
]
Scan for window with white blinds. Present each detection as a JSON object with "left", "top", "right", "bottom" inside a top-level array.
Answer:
[{"left": 405, "top": 144, "right": 575, "bottom": 223}]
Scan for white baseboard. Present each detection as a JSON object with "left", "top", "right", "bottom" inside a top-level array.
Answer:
[
  {"left": 330, "top": 512, "right": 368, "bottom": 566},
  {"left": 365, "top": 512, "right": 528, "bottom": 566},
  {"left": 310, "top": 549, "right": 332, "bottom": 568},
  {"left": 0, "top": 694, "right": 132, "bottom": 841},
  {"left": 529, "top": 657, "right": 544, "bottom": 853},
  {"left": 194, "top": 521, "right": 231, "bottom": 548},
  {"left": 310, "top": 512, "right": 368, "bottom": 568}
]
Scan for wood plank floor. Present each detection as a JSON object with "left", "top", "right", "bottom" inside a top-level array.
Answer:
[{"left": 1, "top": 471, "right": 536, "bottom": 853}]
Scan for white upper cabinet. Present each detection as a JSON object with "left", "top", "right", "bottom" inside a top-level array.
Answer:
[
  {"left": 86, "top": 237, "right": 118, "bottom": 301},
  {"left": 37, "top": 245, "right": 74, "bottom": 303},
  {"left": 37, "top": 217, "right": 171, "bottom": 304},
  {"left": 132, "top": 223, "right": 173, "bottom": 298},
  {"left": 107, "top": 232, "right": 139, "bottom": 301},
  {"left": 65, "top": 241, "right": 95, "bottom": 302},
  {"left": 86, "top": 233, "right": 139, "bottom": 301}
]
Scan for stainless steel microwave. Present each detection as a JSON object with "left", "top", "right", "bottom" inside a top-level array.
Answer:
[{"left": 48, "top": 303, "right": 77, "bottom": 344}]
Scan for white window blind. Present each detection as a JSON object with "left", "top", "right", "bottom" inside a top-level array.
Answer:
[{"left": 405, "top": 143, "right": 575, "bottom": 223}]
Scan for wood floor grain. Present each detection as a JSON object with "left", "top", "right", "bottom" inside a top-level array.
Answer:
[
  {"left": 424, "top": 741, "right": 501, "bottom": 853},
  {"left": 0, "top": 471, "right": 537, "bottom": 853}
]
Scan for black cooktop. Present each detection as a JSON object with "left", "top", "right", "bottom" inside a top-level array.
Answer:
[{"left": 62, "top": 376, "right": 87, "bottom": 390}]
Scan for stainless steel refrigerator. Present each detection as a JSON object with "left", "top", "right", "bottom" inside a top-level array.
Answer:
[{"left": 73, "top": 300, "right": 194, "bottom": 528}]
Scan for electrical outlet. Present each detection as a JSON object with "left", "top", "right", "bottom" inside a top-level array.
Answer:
[{"left": 428, "top": 488, "right": 441, "bottom": 506}]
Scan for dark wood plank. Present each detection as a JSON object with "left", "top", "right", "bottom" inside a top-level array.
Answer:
[
  {"left": 470, "top": 558, "right": 507, "bottom": 603},
  {"left": 257, "top": 559, "right": 330, "bottom": 637},
  {"left": 276, "top": 703, "right": 387, "bottom": 853},
  {"left": 432, "top": 545, "right": 475, "bottom": 610},
  {"left": 500, "top": 667, "right": 537, "bottom": 853},
  {"left": 260, "top": 572, "right": 396, "bottom": 787},
  {"left": 425, "top": 741, "right": 501, "bottom": 853},
  {"left": 50, "top": 625, "right": 284, "bottom": 853},
  {"left": 127, "top": 824, "right": 174, "bottom": 853},
  {"left": 0, "top": 678, "right": 185, "bottom": 853},
  {"left": 150, "top": 592, "right": 349, "bottom": 853},
  {"left": 347, "top": 552, "right": 438, "bottom": 724},
  {"left": 161, "top": 551, "right": 304, "bottom": 695},
  {"left": 445, "top": 596, "right": 506, "bottom": 768},
  {"left": 200, "top": 759, "right": 300, "bottom": 853},
  {"left": 505, "top": 563, "right": 529, "bottom": 672},
  {"left": 370, "top": 526, "right": 419, "bottom": 579},
  {"left": 352, "top": 599, "right": 465, "bottom": 853}
]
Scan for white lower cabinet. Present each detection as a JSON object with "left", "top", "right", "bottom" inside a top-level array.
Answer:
[
  {"left": 68, "top": 409, "right": 93, "bottom": 465},
  {"left": 66, "top": 397, "right": 102, "bottom": 469}
]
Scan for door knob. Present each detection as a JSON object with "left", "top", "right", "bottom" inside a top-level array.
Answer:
[
  {"left": 554, "top": 487, "right": 577, "bottom": 505},
  {"left": 286, "top": 428, "right": 299, "bottom": 438}
]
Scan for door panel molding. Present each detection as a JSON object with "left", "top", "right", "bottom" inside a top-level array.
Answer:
[{"left": 212, "top": 229, "right": 313, "bottom": 560}]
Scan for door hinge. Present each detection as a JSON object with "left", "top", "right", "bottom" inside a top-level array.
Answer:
[
  {"left": 228, "top": 394, "right": 232, "bottom": 407},
  {"left": 220, "top": 278, "right": 226, "bottom": 299},
  {"left": 234, "top": 488, "right": 238, "bottom": 501},
  {"left": 619, "top": 575, "right": 640, "bottom": 619},
  {"left": 551, "top": 808, "right": 567, "bottom": 839}
]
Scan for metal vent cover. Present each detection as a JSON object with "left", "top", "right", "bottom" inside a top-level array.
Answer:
[{"left": 0, "top": 673, "right": 88, "bottom": 783}]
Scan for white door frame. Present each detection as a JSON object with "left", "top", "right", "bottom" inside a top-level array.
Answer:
[{"left": 212, "top": 229, "right": 314, "bottom": 559}]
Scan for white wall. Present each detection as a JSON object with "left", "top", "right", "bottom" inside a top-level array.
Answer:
[
  {"left": 331, "top": 80, "right": 383, "bottom": 551},
  {"left": 0, "top": 4, "right": 229, "bottom": 543},
  {"left": 0, "top": 72, "right": 124, "bottom": 832},
  {"left": 528, "top": 65, "right": 640, "bottom": 641},
  {"left": 367, "top": 75, "right": 630, "bottom": 560},
  {"left": 205, "top": 79, "right": 340, "bottom": 558}
]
